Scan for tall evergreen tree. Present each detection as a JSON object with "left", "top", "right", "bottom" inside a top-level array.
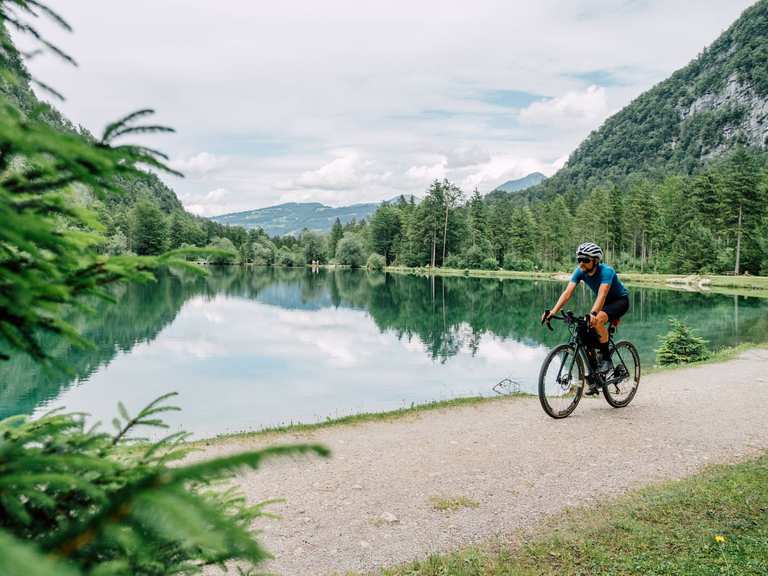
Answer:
[{"left": 132, "top": 201, "right": 168, "bottom": 255}]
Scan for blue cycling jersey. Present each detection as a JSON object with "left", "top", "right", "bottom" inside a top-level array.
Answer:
[{"left": 570, "top": 263, "right": 629, "bottom": 302}]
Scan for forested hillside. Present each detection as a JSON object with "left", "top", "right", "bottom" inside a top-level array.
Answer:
[{"left": 526, "top": 0, "right": 768, "bottom": 203}]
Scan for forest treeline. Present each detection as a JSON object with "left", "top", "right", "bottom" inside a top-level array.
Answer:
[{"left": 117, "top": 146, "right": 768, "bottom": 276}]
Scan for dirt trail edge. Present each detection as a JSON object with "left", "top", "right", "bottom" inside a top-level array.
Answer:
[{"left": 201, "top": 349, "right": 768, "bottom": 575}]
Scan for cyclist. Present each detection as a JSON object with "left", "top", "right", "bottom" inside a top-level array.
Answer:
[{"left": 541, "top": 242, "right": 630, "bottom": 394}]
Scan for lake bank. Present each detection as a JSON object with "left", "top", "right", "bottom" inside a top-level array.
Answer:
[
  {"left": 385, "top": 265, "right": 768, "bottom": 297},
  {"left": 195, "top": 342, "right": 767, "bottom": 445},
  {"left": 200, "top": 348, "right": 768, "bottom": 575},
  {"left": 13, "top": 268, "right": 767, "bottom": 438}
]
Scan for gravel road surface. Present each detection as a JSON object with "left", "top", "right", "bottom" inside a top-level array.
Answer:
[{"left": 201, "top": 349, "right": 768, "bottom": 575}]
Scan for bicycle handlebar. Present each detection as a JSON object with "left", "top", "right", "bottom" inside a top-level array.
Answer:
[{"left": 542, "top": 310, "right": 580, "bottom": 331}]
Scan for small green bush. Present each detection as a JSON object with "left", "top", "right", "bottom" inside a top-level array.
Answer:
[
  {"left": 503, "top": 255, "right": 535, "bottom": 271},
  {"left": 367, "top": 253, "right": 386, "bottom": 271},
  {"left": 442, "top": 254, "right": 462, "bottom": 269},
  {"left": 480, "top": 257, "right": 498, "bottom": 270},
  {"left": 655, "top": 318, "right": 711, "bottom": 365}
]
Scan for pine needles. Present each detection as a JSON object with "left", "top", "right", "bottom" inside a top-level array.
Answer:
[
  {"left": 0, "top": 395, "right": 328, "bottom": 575},
  {"left": 655, "top": 318, "right": 711, "bottom": 366}
]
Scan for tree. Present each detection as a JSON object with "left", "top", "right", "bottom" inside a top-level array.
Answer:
[
  {"left": 656, "top": 318, "right": 711, "bottom": 365},
  {"left": 367, "top": 253, "right": 386, "bottom": 271},
  {"left": 302, "top": 230, "right": 327, "bottom": 264},
  {"left": 168, "top": 213, "right": 186, "bottom": 249},
  {"left": 132, "top": 201, "right": 168, "bottom": 255},
  {"left": 467, "top": 188, "right": 489, "bottom": 249},
  {"left": 335, "top": 234, "right": 367, "bottom": 267},
  {"left": 328, "top": 217, "right": 344, "bottom": 259},
  {"left": 369, "top": 203, "right": 402, "bottom": 264},
  {"left": 717, "top": 147, "right": 764, "bottom": 274}
]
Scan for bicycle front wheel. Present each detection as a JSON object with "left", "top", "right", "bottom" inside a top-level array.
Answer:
[
  {"left": 603, "top": 340, "right": 641, "bottom": 408},
  {"left": 538, "top": 344, "right": 585, "bottom": 419}
]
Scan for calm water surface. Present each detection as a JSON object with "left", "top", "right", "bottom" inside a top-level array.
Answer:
[{"left": 2, "top": 268, "right": 766, "bottom": 438}]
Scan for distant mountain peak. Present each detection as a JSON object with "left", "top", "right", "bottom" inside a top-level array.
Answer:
[{"left": 493, "top": 172, "right": 547, "bottom": 193}]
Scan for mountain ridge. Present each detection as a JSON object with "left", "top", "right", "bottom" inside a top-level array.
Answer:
[
  {"left": 209, "top": 195, "right": 418, "bottom": 236},
  {"left": 525, "top": 0, "right": 768, "bottom": 202}
]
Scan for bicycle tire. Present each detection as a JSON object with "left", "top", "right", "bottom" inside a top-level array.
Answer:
[
  {"left": 602, "top": 340, "right": 641, "bottom": 408},
  {"left": 538, "top": 344, "right": 585, "bottom": 419}
]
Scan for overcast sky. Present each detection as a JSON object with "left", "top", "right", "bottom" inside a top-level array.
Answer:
[{"left": 17, "top": 0, "right": 757, "bottom": 216}]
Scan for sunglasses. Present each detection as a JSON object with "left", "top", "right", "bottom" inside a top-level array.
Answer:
[{"left": 577, "top": 257, "right": 592, "bottom": 264}]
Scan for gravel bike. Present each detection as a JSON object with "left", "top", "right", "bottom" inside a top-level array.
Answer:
[{"left": 538, "top": 311, "right": 640, "bottom": 419}]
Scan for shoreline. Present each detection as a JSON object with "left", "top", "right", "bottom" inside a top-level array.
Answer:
[
  {"left": 193, "top": 342, "right": 767, "bottom": 446},
  {"left": 384, "top": 265, "right": 768, "bottom": 297}
]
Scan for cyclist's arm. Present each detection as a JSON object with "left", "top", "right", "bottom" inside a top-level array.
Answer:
[
  {"left": 591, "top": 283, "right": 611, "bottom": 315},
  {"left": 551, "top": 281, "right": 577, "bottom": 315}
]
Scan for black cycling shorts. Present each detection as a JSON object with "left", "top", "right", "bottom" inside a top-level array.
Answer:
[{"left": 603, "top": 296, "right": 630, "bottom": 323}]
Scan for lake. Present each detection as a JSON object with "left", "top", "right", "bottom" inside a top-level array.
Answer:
[{"left": 1, "top": 268, "right": 766, "bottom": 438}]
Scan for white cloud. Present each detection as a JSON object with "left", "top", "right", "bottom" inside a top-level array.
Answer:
[
  {"left": 169, "top": 152, "right": 228, "bottom": 177},
  {"left": 19, "top": 0, "right": 757, "bottom": 212},
  {"left": 405, "top": 161, "right": 446, "bottom": 184},
  {"left": 185, "top": 188, "right": 232, "bottom": 216},
  {"left": 284, "top": 150, "right": 392, "bottom": 191},
  {"left": 519, "top": 85, "right": 608, "bottom": 127},
  {"left": 445, "top": 145, "right": 491, "bottom": 168}
]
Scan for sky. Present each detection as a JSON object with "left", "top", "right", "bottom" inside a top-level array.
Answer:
[{"left": 16, "top": 0, "right": 758, "bottom": 216}]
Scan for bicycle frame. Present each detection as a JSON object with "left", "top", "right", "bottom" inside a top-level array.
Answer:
[{"left": 549, "top": 312, "right": 630, "bottom": 388}]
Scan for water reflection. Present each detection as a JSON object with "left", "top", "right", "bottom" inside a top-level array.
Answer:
[{"left": 1, "top": 268, "right": 766, "bottom": 435}]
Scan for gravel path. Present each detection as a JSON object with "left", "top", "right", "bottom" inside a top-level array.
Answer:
[{"left": 201, "top": 349, "right": 768, "bottom": 575}]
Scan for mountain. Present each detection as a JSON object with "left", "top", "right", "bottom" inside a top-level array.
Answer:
[
  {"left": 210, "top": 195, "right": 418, "bottom": 236},
  {"left": 493, "top": 172, "right": 546, "bottom": 193},
  {"left": 526, "top": 0, "right": 768, "bottom": 202}
]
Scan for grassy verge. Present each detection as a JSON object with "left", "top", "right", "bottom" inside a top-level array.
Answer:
[
  {"left": 645, "top": 341, "right": 768, "bottom": 374},
  {"left": 194, "top": 394, "right": 530, "bottom": 446},
  {"left": 379, "top": 453, "right": 768, "bottom": 576},
  {"left": 385, "top": 266, "right": 768, "bottom": 297}
]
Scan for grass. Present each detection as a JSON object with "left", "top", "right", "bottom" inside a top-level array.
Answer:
[
  {"left": 385, "top": 266, "right": 768, "bottom": 298},
  {"left": 193, "top": 394, "right": 530, "bottom": 447},
  {"left": 378, "top": 453, "right": 768, "bottom": 576},
  {"left": 430, "top": 496, "right": 480, "bottom": 512},
  {"left": 645, "top": 341, "right": 768, "bottom": 375}
]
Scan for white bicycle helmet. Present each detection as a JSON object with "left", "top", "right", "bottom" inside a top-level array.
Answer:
[{"left": 576, "top": 242, "right": 603, "bottom": 260}]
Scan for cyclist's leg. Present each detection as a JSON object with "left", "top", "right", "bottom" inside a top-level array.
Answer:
[
  {"left": 603, "top": 297, "right": 630, "bottom": 326},
  {"left": 593, "top": 311, "right": 610, "bottom": 344},
  {"left": 595, "top": 298, "right": 629, "bottom": 373}
]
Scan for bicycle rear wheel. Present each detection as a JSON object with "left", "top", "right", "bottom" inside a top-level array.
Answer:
[
  {"left": 538, "top": 344, "right": 585, "bottom": 419},
  {"left": 603, "top": 341, "right": 640, "bottom": 408}
]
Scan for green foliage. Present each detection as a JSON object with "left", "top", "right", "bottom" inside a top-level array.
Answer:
[
  {"left": 369, "top": 203, "right": 402, "bottom": 264},
  {"left": 335, "top": 234, "right": 367, "bottom": 267},
  {"left": 0, "top": 394, "right": 328, "bottom": 575},
  {"left": 502, "top": 255, "right": 534, "bottom": 271},
  {"left": 366, "top": 252, "right": 386, "bottom": 271},
  {"left": 301, "top": 230, "right": 327, "bottom": 264},
  {"left": 656, "top": 318, "right": 712, "bottom": 365},
  {"left": 132, "top": 201, "right": 168, "bottom": 255},
  {"left": 206, "top": 237, "right": 237, "bottom": 265}
]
